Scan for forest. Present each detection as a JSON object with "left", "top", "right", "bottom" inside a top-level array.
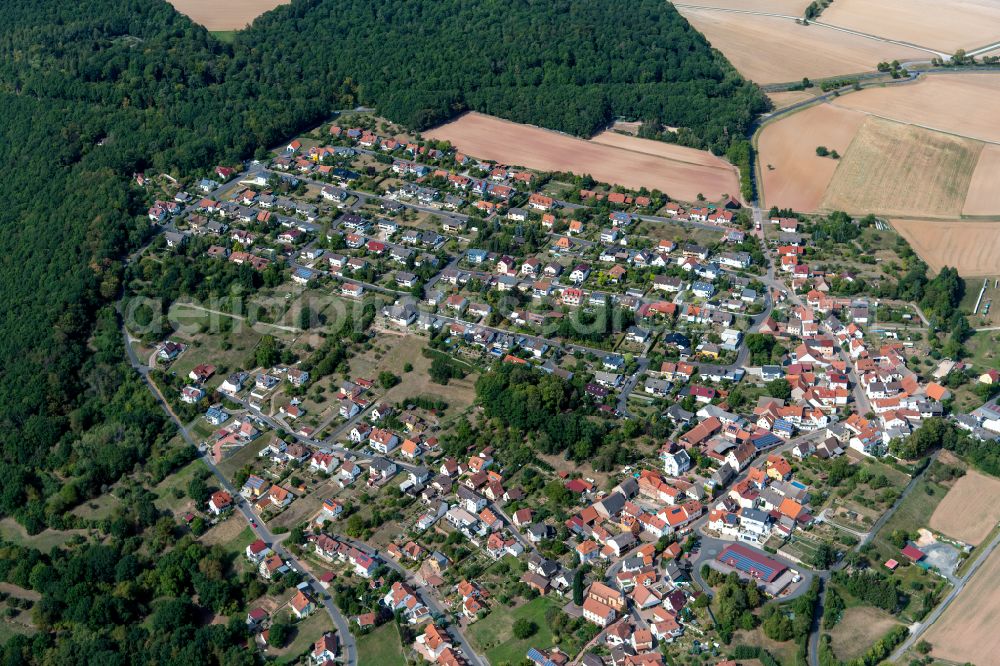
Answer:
[{"left": 241, "top": 0, "right": 769, "bottom": 150}]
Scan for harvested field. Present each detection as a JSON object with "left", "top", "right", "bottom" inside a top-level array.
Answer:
[
  {"left": 200, "top": 515, "right": 249, "bottom": 547},
  {"left": 675, "top": 8, "right": 925, "bottom": 84},
  {"left": 891, "top": 219, "right": 1000, "bottom": 276},
  {"left": 828, "top": 606, "right": 901, "bottom": 662},
  {"left": 821, "top": 0, "right": 1000, "bottom": 53},
  {"left": 925, "top": 544, "right": 1000, "bottom": 665},
  {"left": 821, "top": 117, "right": 982, "bottom": 217},
  {"left": 929, "top": 470, "right": 1000, "bottom": 545},
  {"left": 833, "top": 74, "right": 1000, "bottom": 144},
  {"left": 766, "top": 90, "right": 818, "bottom": 111},
  {"left": 964, "top": 144, "right": 1000, "bottom": 215},
  {"left": 678, "top": 0, "right": 812, "bottom": 11},
  {"left": 424, "top": 112, "right": 740, "bottom": 202},
  {"left": 168, "top": 0, "right": 289, "bottom": 31},
  {"left": 758, "top": 104, "right": 866, "bottom": 212},
  {"left": 589, "top": 131, "right": 735, "bottom": 167}
]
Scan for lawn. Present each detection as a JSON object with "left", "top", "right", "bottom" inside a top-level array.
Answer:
[
  {"left": 871, "top": 475, "right": 948, "bottom": 557},
  {"left": 272, "top": 610, "right": 335, "bottom": 665},
  {"left": 216, "top": 432, "right": 275, "bottom": 480},
  {"left": 201, "top": 518, "right": 255, "bottom": 555},
  {"left": 356, "top": 621, "right": 406, "bottom": 666},
  {"left": 468, "top": 596, "right": 572, "bottom": 666},
  {"left": 152, "top": 459, "right": 203, "bottom": 514},
  {"left": 0, "top": 519, "right": 85, "bottom": 551}
]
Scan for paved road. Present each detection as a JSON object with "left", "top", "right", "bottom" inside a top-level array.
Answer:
[
  {"left": 328, "top": 533, "right": 487, "bottom": 666},
  {"left": 121, "top": 324, "right": 360, "bottom": 666}
]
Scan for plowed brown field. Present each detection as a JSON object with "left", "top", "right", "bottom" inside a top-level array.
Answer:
[
  {"left": 425, "top": 112, "right": 740, "bottom": 202},
  {"left": 168, "top": 0, "right": 288, "bottom": 31},
  {"left": 758, "top": 104, "right": 866, "bottom": 212}
]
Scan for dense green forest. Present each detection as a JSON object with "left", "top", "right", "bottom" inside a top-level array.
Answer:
[{"left": 243, "top": 0, "right": 769, "bottom": 148}]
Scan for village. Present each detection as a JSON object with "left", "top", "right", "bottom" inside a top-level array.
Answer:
[{"left": 125, "top": 112, "right": 1000, "bottom": 666}]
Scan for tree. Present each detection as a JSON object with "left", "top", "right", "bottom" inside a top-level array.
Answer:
[
  {"left": 378, "top": 371, "right": 400, "bottom": 389},
  {"left": 512, "top": 618, "right": 538, "bottom": 639},
  {"left": 269, "top": 620, "right": 292, "bottom": 647},
  {"left": 187, "top": 477, "right": 210, "bottom": 505},
  {"left": 256, "top": 335, "right": 282, "bottom": 368},
  {"left": 544, "top": 481, "right": 572, "bottom": 507},
  {"left": 809, "top": 543, "right": 837, "bottom": 569},
  {"left": 815, "top": 146, "right": 830, "bottom": 157},
  {"left": 766, "top": 378, "right": 792, "bottom": 401},
  {"left": 573, "top": 569, "right": 584, "bottom": 606}
]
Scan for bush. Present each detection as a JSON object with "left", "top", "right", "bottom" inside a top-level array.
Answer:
[{"left": 512, "top": 618, "right": 537, "bottom": 639}]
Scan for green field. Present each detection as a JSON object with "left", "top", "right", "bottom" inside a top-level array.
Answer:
[
  {"left": 275, "top": 610, "right": 335, "bottom": 665},
  {"left": 356, "top": 621, "right": 406, "bottom": 666},
  {"left": 468, "top": 596, "right": 571, "bottom": 665},
  {"left": 152, "top": 459, "right": 203, "bottom": 514},
  {"left": 210, "top": 31, "right": 236, "bottom": 43}
]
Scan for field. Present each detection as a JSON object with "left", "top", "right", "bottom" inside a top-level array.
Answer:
[
  {"left": 820, "top": 0, "right": 1000, "bottom": 53},
  {"left": 467, "top": 596, "right": 574, "bottom": 665},
  {"left": 832, "top": 74, "right": 1000, "bottom": 144},
  {"left": 929, "top": 470, "right": 1000, "bottom": 545},
  {"left": 0, "top": 519, "right": 84, "bottom": 551},
  {"left": 272, "top": 611, "right": 335, "bottom": 664},
  {"left": 167, "top": 0, "right": 289, "bottom": 31},
  {"left": 827, "top": 606, "right": 901, "bottom": 662},
  {"left": 820, "top": 118, "right": 982, "bottom": 217},
  {"left": 424, "top": 112, "right": 740, "bottom": 202},
  {"left": 964, "top": 144, "right": 1000, "bottom": 215},
  {"left": 924, "top": 544, "right": 1000, "bottom": 664},
  {"left": 674, "top": 8, "right": 925, "bottom": 84},
  {"left": 200, "top": 517, "right": 255, "bottom": 553},
  {"left": 891, "top": 219, "right": 1000, "bottom": 276},
  {"left": 766, "top": 90, "right": 818, "bottom": 111},
  {"left": 589, "top": 130, "right": 738, "bottom": 168},
  {"left": 355, "top": 622, "right": 406, "bottom": 666},
  {"left": 349, "top": 334, "right": 476, "bottom": 411},
  {"left": 758, "top": 103, "right": 866, "bottom": 212}
]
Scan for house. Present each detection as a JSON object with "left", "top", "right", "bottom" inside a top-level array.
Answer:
[
  {"left": 246, "top": 539, "right": 271, "bottom": 563},
  {"left": 662, "top": 448, "right": 692, "bottom": 476},
  {"left": 290, "top": 589, "right": 315, "bottom": 619},
  {"left": 588, "top": 581, "right": 626, "bottom": 611},
  {"left": 369, "top": 428, "right": 400, "bottom": 454},
  {"left": 369, "top": 457, "right": 398, "bottom": 481},
  {"left": 313, "top": 633, "right": 338, "bottom": 664},
  {"left": 581, "top": 597, "right": 616, "bottom": 627},
  {"left": 259, "top": 554, "right": 288, "bottom": 579},
  {"left": 208, "top": 491, "right": 233, "bottom": 515}
]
